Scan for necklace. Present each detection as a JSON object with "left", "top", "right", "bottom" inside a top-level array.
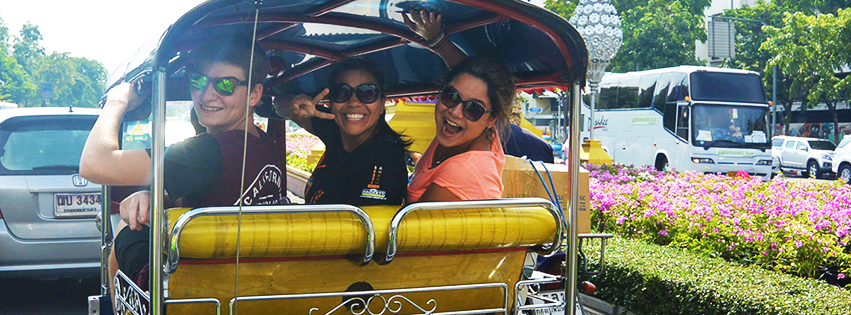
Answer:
[{"left": 434, "top": 148, "right": 444, "bottom": 166}]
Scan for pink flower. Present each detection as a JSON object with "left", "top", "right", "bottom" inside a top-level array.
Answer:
[{"left": 839, "top": 273, "right": 846, "bottom": 280}]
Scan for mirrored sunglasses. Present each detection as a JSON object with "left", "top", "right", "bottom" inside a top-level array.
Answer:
[{"left": 188, "top": 71, "right": 248, "bottom": 96}]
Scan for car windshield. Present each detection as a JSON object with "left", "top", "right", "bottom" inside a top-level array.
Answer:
[
  {"left": 691, "top": 104, "right": 769, "bottom": 148},
  {"left": 808, "top": 140, "right": 836, "bottom": 151},
  {"left": 0, "top": 115, "right": 97, "bottom": 175},
  {"left": 836, "top": 138, "right": 850, "bottom": 149}
]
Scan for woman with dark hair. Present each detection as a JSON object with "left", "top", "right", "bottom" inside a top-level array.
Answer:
[
  {"left": 275, "top": 57, "right": 410, "bottom": 205},
  {"left": 406, "top": 56, "right": 515, "bottom": 203}
]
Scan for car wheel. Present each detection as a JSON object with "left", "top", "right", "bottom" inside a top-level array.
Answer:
[
  {"left": 807, "top": 161, "right": 819, "bottom": 179},
  {"left": 840, "top": 165, "right": 851, "bottom": 184}
]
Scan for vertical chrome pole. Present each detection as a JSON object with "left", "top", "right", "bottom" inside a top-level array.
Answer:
[
  {"left": 99, "top": 185, "right": 112, "bottom": 295},
  {"left": 588, "top": 83, "right": 597, "bottom": 140},
  {"left": 565, "top": 83, "right": 581, "bottom": 315},
  {"left": 150, "top": 69, "right": 167, "bottom": 315}
]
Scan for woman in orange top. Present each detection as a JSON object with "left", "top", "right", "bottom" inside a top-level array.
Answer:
[{"left": 407, "top": 56, "right": 515, "bottom": 203}]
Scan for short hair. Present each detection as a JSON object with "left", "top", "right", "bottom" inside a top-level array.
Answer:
[
  {"left": 190, "top": 36, "right": 269, "bottom": 88},
  {"left": 439, "top": 56, "right": 516, "bottom": 139}
]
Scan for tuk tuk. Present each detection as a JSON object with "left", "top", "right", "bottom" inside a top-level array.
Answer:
[{"left": 87, "top": 1, "right": 592, "bottom": 314}]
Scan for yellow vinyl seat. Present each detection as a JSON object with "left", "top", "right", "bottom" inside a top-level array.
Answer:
[{"left": 162, "top": 198, "right": 562, "bottom": 315}]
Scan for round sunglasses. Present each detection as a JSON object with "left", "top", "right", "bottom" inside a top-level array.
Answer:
[
  {"left": 188, "top": 71, "right": 248, "bottom": 96},
  {"left": 328, "top": 83, "right": 383, "bottom": 104},
  {"left": 439, "top": 86, "right": 494, "bottom": 122}
]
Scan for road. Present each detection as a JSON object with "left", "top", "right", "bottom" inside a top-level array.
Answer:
[{"left": 0, "top": 276, "right": 100, "bottom": 315}]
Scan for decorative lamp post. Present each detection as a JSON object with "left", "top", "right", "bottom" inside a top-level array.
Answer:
[{"left": 569, "top": 0, "right": 622, "bottom": 139}]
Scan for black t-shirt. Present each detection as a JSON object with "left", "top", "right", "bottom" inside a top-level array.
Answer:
[
  {"left": 305, "top": 117, "right": 407, "bottom": 206},
  {"left": 159, "top": 128, "right": 283, "bottom": 206},
  {"left": 162, "top": 134, "right": 222, "bottom": 199}
]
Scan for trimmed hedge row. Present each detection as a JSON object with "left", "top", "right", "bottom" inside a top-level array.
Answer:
[{"left": 579, "top": 237, "right": 851, "bottom": 315}]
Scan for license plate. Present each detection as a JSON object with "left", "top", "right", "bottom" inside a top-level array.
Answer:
[
  {"left": 54, "top": 193, "right": 102, "bottom": 217},
  {"left": 529, "top": 290, "right": 565, "bottom": 315}
]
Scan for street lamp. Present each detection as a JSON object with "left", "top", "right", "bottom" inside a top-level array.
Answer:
[{"left": 569, "top": 0, "right": 622, "bottom": 140}]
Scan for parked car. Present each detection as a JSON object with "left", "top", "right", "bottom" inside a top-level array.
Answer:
[
  {"left": 775, "top": 136, "right": 836, "bottom": 179},
  {"left": 0, "top": 107, "right": 104, "bottom": 279},
  {"left": 831, "top": 137, "right": 851, "bottom": 184}
]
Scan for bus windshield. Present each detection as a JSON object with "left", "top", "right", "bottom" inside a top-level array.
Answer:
[
  {"left": 692, "top": 104, "right": 769, "bottom": 149},
  {"left": 690, "top": 72, "right": 766, "bottom": 103}
]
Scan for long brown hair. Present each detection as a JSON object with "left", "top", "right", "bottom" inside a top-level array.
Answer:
[{"left": 438, "top": 56, "right": 516, "bottom": 141}]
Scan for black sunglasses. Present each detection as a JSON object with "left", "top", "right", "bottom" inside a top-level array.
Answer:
[
  {"left": 439, "top": 86, "right": 493, "bottom": 122},
  {"left": 328, "top": 83, "right": 383, "bottom": 104},
  {"left": 188, "top": 71, "right": 248, "bottom": 96}
]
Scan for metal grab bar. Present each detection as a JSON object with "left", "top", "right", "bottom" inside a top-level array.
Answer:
[
  {"left": 166, "top": 204, "right": 375, "bottom": 273},
  {"left": 382, "top": 198, "right": 565, "bottom": 264}
]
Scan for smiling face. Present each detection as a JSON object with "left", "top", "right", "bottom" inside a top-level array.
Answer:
[
  {"left": 191, "top": 62, "right": 261, "bottom": 134},
  {"left": 331, "top": 69, "right": 385, "bottom": 150},
  {"left": 435, "top": 73, "right": 495, "bottom": 150}
]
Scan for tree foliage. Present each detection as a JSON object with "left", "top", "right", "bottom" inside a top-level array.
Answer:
[
  {"left": 762, "top": 9, "right": 851, "bottom": 143},
  {"left": 544, "top": 0, "right": 710, "bottom": 72},
  {"left": 0, "top": 17, "right": 106, "bottom": 107},
  {"left": 0, "top": 17, "right": 36, "bottom": 104},
  {"left": 12, "top": 23, "right": 45, "bottom": 75}
]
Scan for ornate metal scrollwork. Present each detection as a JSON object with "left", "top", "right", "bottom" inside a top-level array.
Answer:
[
  {"left": 113, "top": 273, "right": 150, "bottom": 315},
  {"left": 309, "top": 294, "right": 437, "bottom": 315}
]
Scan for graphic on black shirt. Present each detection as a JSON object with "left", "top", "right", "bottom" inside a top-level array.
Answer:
[
  {"left": 237, "top": 164, "right": 283, "bottom": 205},
  {"left": 361, "top": 166, "right": 387, "bottom": 200}
]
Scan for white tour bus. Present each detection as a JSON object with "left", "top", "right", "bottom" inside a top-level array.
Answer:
[{"left": 581, "top": 66, "right": 773, "bottom": 179}]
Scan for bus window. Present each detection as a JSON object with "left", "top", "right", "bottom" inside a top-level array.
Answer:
[
  {"left": 617, "top": 76, "right": 639, "bottom": 108},
  {"left": 653, "top": 73, "right": 672, "bottom": 113},
  {"left": 676, "top": 105, "right": 689, "bottom": 139},
  {"left": 690, "top": 72, "right": 766, "bottom": 103},
  {"left": 598, "top": 82, "right": 617, "bottom": 109},
  {"left": 663, "top": 102, "right": 677, "bottom": 133},
  {"left": 638, "top": 74, "right": 658, "bottom": 109},
  {"left": 666, "top": 72, "right": 688, "bottom": 102}
]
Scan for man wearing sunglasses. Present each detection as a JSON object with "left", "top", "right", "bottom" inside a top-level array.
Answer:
[{"left": 81, "top": 38, "right": 282, "bottom": 295}]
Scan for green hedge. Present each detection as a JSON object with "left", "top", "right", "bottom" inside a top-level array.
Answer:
[{"left": 580, "top": 237, "right": 851, "bottom": 315}]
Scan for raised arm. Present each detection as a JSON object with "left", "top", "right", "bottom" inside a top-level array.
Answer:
[
  {"left": 273, "top": 88, "right": 333, "bottom": 135},
  {"left": 404, "top": 10, "right": 467, "bottom": 68},
  {"left": 80, "top": 82, "right": 153, "bottom": 185}
]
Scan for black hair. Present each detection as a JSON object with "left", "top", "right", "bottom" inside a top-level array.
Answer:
[{"left": 327, "top": 57, "right": 412, "bottom": 150}]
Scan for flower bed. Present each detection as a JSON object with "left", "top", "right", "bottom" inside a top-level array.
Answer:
[
  {"left": 285, "top": 133, "right": 320, "bottom": 172},
  {"left": 587, "top": 163, "right": 851, "bottom": 279}
]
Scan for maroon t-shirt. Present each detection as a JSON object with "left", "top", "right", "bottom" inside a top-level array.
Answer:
[{"left": 164, "top": 128, "right": 283, "bottom": 207}]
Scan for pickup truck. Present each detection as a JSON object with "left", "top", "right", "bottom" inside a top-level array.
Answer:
[{"left": 774, "top": 136, "right": 836, "bottom": 179}]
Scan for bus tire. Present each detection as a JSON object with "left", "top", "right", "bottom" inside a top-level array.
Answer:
[{"left": 655, "top": 155, "right": 668, "bottom": 172}]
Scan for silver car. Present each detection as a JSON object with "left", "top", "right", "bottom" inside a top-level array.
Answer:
[{"left": 0, "top": 107, "right": 103, "bottom": 278}]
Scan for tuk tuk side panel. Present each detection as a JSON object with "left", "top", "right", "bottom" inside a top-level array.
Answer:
[{"left": 166, "top": 249, "right": 526, "bottom": 314}]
